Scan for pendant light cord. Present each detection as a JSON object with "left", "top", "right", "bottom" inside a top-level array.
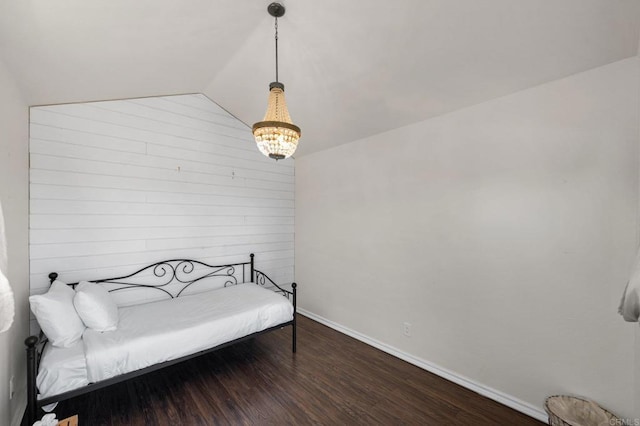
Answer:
[{"left": 274, "top": 16, "right": 279, "bottom": 83}]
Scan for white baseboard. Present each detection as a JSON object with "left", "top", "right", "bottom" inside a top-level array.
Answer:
[{"left": 298, "top": 308, "right": 548, "bottom": 423}]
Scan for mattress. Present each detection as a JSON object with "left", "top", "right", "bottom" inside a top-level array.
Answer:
[{"left": 37, "top": 283, "right": 293, "bottom": 399}]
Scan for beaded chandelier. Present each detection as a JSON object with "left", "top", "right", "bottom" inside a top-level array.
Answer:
[{"left": 252, "top": 2, "right": 301, "bottom": 160}]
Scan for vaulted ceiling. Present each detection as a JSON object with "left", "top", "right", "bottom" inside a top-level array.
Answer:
[{"left": 0, "top": 1, "right": 638, "bottom": 156}]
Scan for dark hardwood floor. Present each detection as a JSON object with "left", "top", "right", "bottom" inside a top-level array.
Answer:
[{"left": 51, "top": 315, "right": 543, "bottom": 425}]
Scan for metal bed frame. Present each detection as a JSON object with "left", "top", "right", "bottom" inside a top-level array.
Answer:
[{"left": 24, "top": 253, "right": 297, "bottom": 425}]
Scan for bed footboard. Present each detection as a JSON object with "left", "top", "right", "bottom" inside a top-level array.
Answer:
[
  {"left": 292, "top": 282, "right": 297, "bottom": 353},
  {"left": 254, "top": 268, "right": 297, "bottom": 353},
  {"left": 25, "top": 335, "right": 40, "bottom": 426}
]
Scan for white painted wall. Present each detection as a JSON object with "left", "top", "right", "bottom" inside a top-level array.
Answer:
[
  {"left": 296, "top": 57, "right": 639, "bottom": 419},
  {"left": 29, "top": 94, "right": 294, "bottom": 311},
  {"left": 0, "top": 59, "right": 29, "bottom": 425},
  {"left": 636, "top": 329, "right": 640, "bottom": 418},
  {"left": 636, "top": 45, "right": 640, "bottom": 419}
]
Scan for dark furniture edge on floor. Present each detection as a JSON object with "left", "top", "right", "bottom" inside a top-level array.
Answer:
[{"left": 24, "top": 253, "right": 297, "bottom": 425}]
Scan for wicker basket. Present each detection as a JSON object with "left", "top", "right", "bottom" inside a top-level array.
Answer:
[{"left": 544, "top": 395, "right": 619, "bottom": 426}]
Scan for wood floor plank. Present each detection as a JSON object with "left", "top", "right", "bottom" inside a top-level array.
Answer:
[{"left": 50, "top": 315, "right": 543, "bottom": 425}]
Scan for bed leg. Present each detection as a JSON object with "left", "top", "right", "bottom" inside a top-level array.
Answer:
[
  {"left": 25, "top": 335, "right": 39, "bottom": 426},
  {"left": 250, "top": 253, "right": 255, "bottom": 283},
  {"left": 292, "top": 282, "right": 297, "bottom": 353}
]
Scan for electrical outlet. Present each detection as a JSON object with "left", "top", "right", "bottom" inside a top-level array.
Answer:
[
  {"left": 403, "top": 322, "right": 411, "bottom": 337},
  {"left": 9, "top": 375, "right": 14, "bottom": 400}
]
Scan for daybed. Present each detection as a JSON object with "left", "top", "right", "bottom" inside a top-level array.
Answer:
[{"left": 24, "top": 254, "right": 297, "bottom": 425}]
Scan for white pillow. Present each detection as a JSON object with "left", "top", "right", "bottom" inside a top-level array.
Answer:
[
  {"left": 29, "top": 280, "right": 85, "bottom": 348},
  {"left": 73, "top": 281, "right": 118, "bottom": 332}
]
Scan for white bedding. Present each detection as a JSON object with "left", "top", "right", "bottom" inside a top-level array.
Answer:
[
  {"left": 37, "top": 341, "right": 88, "bottom": 400},
  {"left": 37, "top": 283, "right": 293, "bottom": 398}
]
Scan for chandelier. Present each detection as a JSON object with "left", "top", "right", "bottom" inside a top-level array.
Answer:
[{"left": 252, "top": 2, "right": 301, "bottom": 160}]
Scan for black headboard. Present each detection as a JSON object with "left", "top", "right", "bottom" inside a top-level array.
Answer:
[{"left": 48, "top": 254, "right": 257, "bottom": 300}]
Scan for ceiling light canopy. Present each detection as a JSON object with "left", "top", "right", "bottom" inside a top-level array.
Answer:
[{"left": 252, "top": 2, "right": 301, "bottom": 161}]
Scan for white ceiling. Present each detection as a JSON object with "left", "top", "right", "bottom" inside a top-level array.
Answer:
[{"left": 0, "top": 0, "right": 638, "bottom": 156}]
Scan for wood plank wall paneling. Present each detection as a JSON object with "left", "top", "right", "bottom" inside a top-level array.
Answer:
[{"left": 29, "top": 94, "right": 295, "bottom": 322}]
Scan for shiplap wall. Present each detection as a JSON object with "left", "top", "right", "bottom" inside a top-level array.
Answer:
[{"left": 29, "top": 94, "right": 294, "bottom": 310}]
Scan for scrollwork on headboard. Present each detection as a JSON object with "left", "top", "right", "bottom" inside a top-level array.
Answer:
[{"left": 49, "top": 257, "right": 254, "bottom": 300}]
